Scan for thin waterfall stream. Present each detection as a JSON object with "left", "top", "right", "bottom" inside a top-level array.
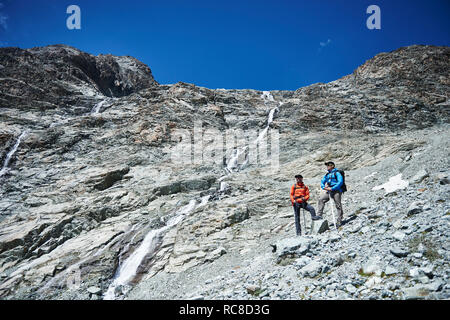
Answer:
[
  {"left": 0, "top": 130, "right": 29, "bottom": 178},
  {"left": 225, "top": 91, "right": 280, "bottom": 174},
  {"left": 104, "top": 197, "right": 208, "bottom": 299}
]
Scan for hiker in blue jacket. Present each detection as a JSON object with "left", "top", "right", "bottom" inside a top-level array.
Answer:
[{"left": 317, "top": 161, "right": 345, "bottom": 228}]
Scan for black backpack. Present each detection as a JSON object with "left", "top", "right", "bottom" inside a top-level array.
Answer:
[{"left": 332, "top": 169, "right": 347, "bottom": 193}]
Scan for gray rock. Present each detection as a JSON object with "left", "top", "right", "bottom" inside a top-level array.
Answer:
[
  {"left": 384, "top": 266, "right": 398, "bottom": 276},
  {"left": 294, "top": 256, "right": 312, "bottom": 269},
  {"left": 310, "top": 219, "right": 329, "bottom": 235},
  {"left": 410, "top": 169, "right": 429, "bottom": 184},
  {"left": 402, "top": 285, "right": 430, "bottom": 300},
  {"left": 208, "top": 247, "right": 227, "bottom": 260},
  {"left": 426, "top": 279, "right": 444, "bottom": 292},
  {"left": 188, "top": 295, "right": 205, "bottom": 300},
  {"left": 328, "top": 234, "right": 341, "bottom": 243},
  {"left": 434, "top": 172, "right": 449, "bottom": 185},
  {"left": 420, "top": 265, "right": 434, "bottom": 277},
  {"left": 345, "top": 284, "right": 357, "bottom": 294},
  {"left": 245, "top": 285, "right": 261, "bottom": 295},
  {"left": 407, "top": 201, "right": 423, "bottom": 216},
  {"left": 392, "top": 230, "right": 406, "bottom": 241},
  {"left": 87, "top": 286, "right": 102, "bottom": 295},
  {"left": 361, "top": 258, "right": 383, "bottom": 276},
  {"left": 349, "top": 223, "right": 362, "bottom": 233},
  {"left": 390, "top": 247, "right": 409, "bottom": 258},
  {"left": 276, "top": 237, "right": 311, "bottom": 259},
  {"left": 409, "top": 267, "right": 424, "bottom": 278},
  {"left": 299, "top": 261, "right": 323, "bottom": 278}
]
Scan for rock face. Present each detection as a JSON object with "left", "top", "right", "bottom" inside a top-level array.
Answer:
[
  {"left": 0, "top": 44, "right": 158, "bottom": 115},
  {"left": 0, "top": 44, "right": 449, "bottom": 300}
]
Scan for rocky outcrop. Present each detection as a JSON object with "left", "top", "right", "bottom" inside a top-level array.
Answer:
[{"left": 0, "top": 44, "right": 158, "bottom": 115}]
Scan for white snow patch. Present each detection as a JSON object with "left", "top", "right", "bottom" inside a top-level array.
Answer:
[{"left": 372, "top": 174, "right": 409, "bottom": 194}]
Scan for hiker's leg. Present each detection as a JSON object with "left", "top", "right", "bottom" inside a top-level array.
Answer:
[
  {"left": 293, "top": 203, "right": 301, "bottom": 235},
  {"left": 332, "top": 192, "right": 344, "bottom": 225},
  {"left": 304, "top": 203, "right": 317, "bottom": 217},
  {"left": 317, "top": 191, "right": 329, "bottom": 217}
]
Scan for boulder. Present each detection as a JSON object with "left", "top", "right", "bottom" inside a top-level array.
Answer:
[
  {"left": 402, "top": 285, "right": 430, "bottom": 300},
  {"left": 410, "top": 169, "right": 429, "bottom": 184},
  {"left": 310, "top": 219, "right": 329, "bottom": 235},
  {"left": 361, "top": 257, "right": 383, "bottom": 276},
  {"left": 390, "top": 247, "right": 409, "bottom": 258},
  {"left": 392, "top": 230, "right": 406, "bottom": 241},
  {"left": 407, "top": 202, "right": 423, "bottom": 216},
  {"left": 384, "top": 266, "right": 398, "bottom": 276},
  {"left": 87, "top": 286, "right": 102, "bottom": 295},
  {"left": 299, "top": 260, "right": 323, "bottom": 278},
  {"left": 275, "top": 237, "right": 311, "bottom": 260}
]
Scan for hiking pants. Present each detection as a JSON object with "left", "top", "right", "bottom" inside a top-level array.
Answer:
[
  {"left": 293, "top": 202, "right": 317, "bottom": 235},
  {"left": 317, "top": 191, "right": 343, "bottom": 225}
]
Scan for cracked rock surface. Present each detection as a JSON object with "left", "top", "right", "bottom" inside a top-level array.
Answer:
[{"left": 0, "top": 44, "right": 448, "bottom": 300}]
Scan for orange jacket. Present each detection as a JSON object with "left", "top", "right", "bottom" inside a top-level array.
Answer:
[{"left": 290, "top": 183, "right": 310, "bottom": 204}]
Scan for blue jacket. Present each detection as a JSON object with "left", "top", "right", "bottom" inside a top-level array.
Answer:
[{"left": 321, "top": 168, "right": 344, "bottom": 192}]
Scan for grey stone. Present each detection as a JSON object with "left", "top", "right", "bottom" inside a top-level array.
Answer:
[
  {"left": 390, "top": 247, "right": 409, "bottom": 258},
  {"left": 410, "top": 169, "right": 429, "bottom": 184},
  {"left": 245, "top": 285, "right": 261, "bottom": 295},
  {"left": 402, "top": 285, "right": 430, "bottom": 300},
  {"left": 345, "top": 284, "right": 357, "bottom": 294},
  {"left": 420, "top": 265, "right": 434, "bottom": 277},
  {"left": 385, "top": 266, "right": 398, "bottom": 276},
  {"left": 407, "top": 201, "right": 423, "bottom": 216},
  {"left": 87, "top": 286, "right": 102, "bottom": 295},
  {"left": 294, "top": 256, "right": 312, "bottom": 269},
  {"left": 209, "top": 247, "right": 227, "bottom": 260},
  {"left": 276, "top": 237, "right": 311, "bottom": 259},
  {"left": 299, "top": 261, "right": 323, "bottom": 278},
  {"left": 310, "top": 219, "right": 329, "bottom": 235},
  {"left": 426, "top": 279, "right": 444, "bottom": 292},
  {"left": 392, "top": 230, "right": 406, "bottom": 241},
  {"left": 361, "top": 258, "right": 383, "bottom": 276},
  {"left": 409, "top": 267, "right": 424, "bottom": 278},
  {"left": 328, "top": 234, "right": 341, "bottom": 243},
  {"left": 188, "top": 295, "right": 205, "bottom": 300}
]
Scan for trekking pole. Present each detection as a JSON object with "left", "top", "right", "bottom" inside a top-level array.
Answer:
[
  {"left": 302, "top": 206, "right": 307, "bottom": 235},
  {"left": 329, "top": 191, "right": 338, "bottom": 231}
]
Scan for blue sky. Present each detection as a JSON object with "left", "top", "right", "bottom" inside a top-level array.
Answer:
[{"left": 0, "top": 0, "right": 449, "bottom": 90}]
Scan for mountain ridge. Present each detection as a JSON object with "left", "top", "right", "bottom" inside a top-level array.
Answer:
[{"left": 0, "top": 43, "right": 448, "bottom": 300}]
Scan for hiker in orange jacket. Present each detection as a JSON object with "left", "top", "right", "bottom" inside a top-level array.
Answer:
[{"left": 290, "top": 174, "right": 321, "bottom": 235}]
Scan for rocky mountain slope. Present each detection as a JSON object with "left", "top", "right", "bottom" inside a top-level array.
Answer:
[{"left": 0, "top": 44, "right": 448, "bottom": 300}]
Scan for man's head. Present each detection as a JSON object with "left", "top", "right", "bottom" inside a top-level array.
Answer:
[
  {"left": 325, "top": 161, "right": 335, "bottom": 171},
  {"left": 295, "top": 174, "right": 303, "bottom": 184}
]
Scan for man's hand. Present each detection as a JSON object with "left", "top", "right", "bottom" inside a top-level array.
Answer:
[
  {"left": 301, "top": 197, "right": 305, "bottom": 202},
  {"left": 324, "top": 187, "right": 332, "bottom": 192}
]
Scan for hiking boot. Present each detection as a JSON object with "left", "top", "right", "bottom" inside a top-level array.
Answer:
[{"left": 311, "top": 215, "right": 322, "bottom": 221}]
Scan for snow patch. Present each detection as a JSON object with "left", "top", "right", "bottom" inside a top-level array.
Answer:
[{"left": 372, "top": 174, "right": 409, "bottom": 194}]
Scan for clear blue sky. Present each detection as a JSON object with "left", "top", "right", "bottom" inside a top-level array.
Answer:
[{"left": 0, "top": 0, "right": 449, "bottom": 90}]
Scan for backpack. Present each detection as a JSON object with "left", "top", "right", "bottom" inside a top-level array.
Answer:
[{"left": 333, "top": 169, "right": 347, "bottom": 193}]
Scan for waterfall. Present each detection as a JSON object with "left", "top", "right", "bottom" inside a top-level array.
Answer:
[
  {"left": 0, "top": 130, "right": 29, "bottom": 178},
  {"left": 91, "top": 100, "right": 107, "bottom": 114},
  {"left": 104, "top": 197, "right": 205, "bottom": 300},
  {"left": 224, "top": 91, "right": 279, "bottom": 173}
]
